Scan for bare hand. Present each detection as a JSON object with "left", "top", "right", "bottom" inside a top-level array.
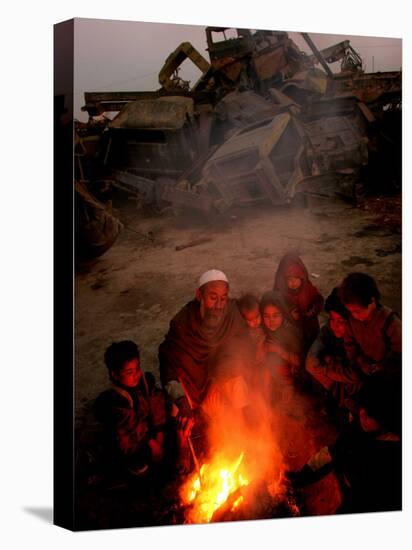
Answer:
[{"left": 179, "top": 415, "right": 195, "bottom": 439}]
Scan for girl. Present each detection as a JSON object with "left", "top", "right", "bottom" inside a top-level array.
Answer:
[
  {"left": 260, "top": 291, "right": 303, "bottom": 404},
  {"left": 274, "top": 253, "right": 324, "bottom": 351}
]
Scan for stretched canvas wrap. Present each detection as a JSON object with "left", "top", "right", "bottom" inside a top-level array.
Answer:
[{"left": 54, "top": 18, "right": 402, "bottom": 531}]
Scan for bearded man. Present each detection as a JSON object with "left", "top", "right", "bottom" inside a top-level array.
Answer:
[{"left": 159, "top": 269, "right": 249, "bottom": 424}]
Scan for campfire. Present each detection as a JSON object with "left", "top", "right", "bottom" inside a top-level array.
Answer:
[
  {"left": 179, "top": 444, "right": 300, "bottom": 524},
  {"left": 178, "top": 380, "right": 306, "bottom": 524},
  {"left": 180, "top": 451, "right": 249, "bottom": 523}
]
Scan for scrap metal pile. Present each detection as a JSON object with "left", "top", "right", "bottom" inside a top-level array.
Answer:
[{"left": 75, "top": 28, "right": 401, "bottom": 255}]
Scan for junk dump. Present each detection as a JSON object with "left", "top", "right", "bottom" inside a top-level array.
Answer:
[{"left": 71, "top": 28, "right": 401, "bottom": 257}]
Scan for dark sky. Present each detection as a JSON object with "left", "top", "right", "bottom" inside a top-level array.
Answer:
[{"left": 74, "top": 18, "right": 402, "bottom": 120}]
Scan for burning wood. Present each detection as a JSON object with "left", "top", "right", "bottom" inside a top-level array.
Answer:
[
  {"left": 210, "top": 486, "right": 245, "bottom": 523},
  {"left": 180, "top": 451, "right": 249, "bottom": 524},
  {"left": 178, "top": 448, "right": 301, "bottom": 524}
]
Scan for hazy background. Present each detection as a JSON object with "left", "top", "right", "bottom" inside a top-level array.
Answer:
[
  {"left": 3, "top": 1, "right": 410, "bottom": 549},
  {"left": 73, "top": 18, "right": 402, "bottom": 121}
]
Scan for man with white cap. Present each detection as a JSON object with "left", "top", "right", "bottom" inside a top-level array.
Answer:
[{"left": 158, "top": 269, "right": 248, "bottom": 427}]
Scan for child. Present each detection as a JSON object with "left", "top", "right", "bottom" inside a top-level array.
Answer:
[
  {"left": 260, "top": 290, "right": 303, "bottom": 403},
  {"left": 338, "top": 272, "right": 401, "bottom": 378},
  {"left": 273, "top": 253, "right": 324, "bottom": 351},
  {"left": 288, "top": 374, "right": 402, "bottom": 513},
  {"left": 94, "top": 340, "right": 167, "bottom": 479},
  {"left": 306, "top": 287, "right": 364, "bottom": 409},
  {"left": 238, "top": 293, "right": 266, "bottom": 367},
  {"left": 238, "top": 293, "right": 262, "bottom": 331},
  {"left": 235, "top": 293, "right": 268, "bottom": 408}
]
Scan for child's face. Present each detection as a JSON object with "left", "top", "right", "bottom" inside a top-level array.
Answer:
[
  {"left": 345, "top": 299, "right": 376, "bottom": 322},
  {"left": 286, "top": 276, "right": 302, "bottom": 291},
  {"left": 329, "top": 311, "right": 347, "bottom": 339},
  {"left": 263, "top": 305, "right": 283, "bottom": 332},
  {"left": 112, "top": 358, "right": 142, "bottom": 388},
  {"left": 242, "top": 306, "right": 261, "bottom": 329}
]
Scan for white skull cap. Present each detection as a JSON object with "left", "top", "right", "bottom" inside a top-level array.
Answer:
[{"left": 198, "top": 269, "right": 229, "bottom": 288}]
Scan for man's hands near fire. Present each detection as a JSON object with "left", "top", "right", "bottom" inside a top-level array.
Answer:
[
  {"left": 175, "top": 395, "right": 195, "bottom": 437},
  {"left": 175, "top": 396, "right": 195, "bottom": 474}
]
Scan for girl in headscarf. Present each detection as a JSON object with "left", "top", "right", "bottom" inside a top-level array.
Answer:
[
  {"left": 274, "top": 253, "right": 324, "bottom": 351},
  {"left": 260, "top": 291, "right": 303, "bottom": 405}
]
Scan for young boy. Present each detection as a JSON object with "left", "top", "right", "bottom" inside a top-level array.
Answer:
[
  {"left": 238, "top": 293, "right": 266, "bottom": 365},
  {"left": 306, "top": 287, "right": 364, "bottom": 409},
  {"left": 338, "top": 273, "right": 401, "bottom": 378},
  {"left": 94, "top": 340, "right": 167, "bottom": 478},
  {"left": 273, "top": 254, "right": 324, "bottom": 351},
  {"left": 238, "top": 294, "right": 262, "bottom": 330}
]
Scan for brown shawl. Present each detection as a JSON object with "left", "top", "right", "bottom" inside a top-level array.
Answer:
[{"left": 159, "top": 299, "right": 246, "bottom": 406}]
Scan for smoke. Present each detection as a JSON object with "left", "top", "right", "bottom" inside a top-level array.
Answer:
[
  {"left": 180, "top": 328, "right": 339, "bottom": 522},
  {"left": 201, "top": 339, "right": 280, "bottom": 488},
  {"left": 202, "top": 334, "right": 333, "bottom": 484},
  {"left": 205, "top": 379, "right": 284, "bottom": 484}
]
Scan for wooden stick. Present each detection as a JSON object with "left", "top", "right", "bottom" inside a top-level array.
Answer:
[
  {"left": 210, "top": 487, "right": 244, "bottom": 523},
  {"left": 187, "top": 436, "right": 202, "bottom": 483},
  {"left": 175, "top": 237, "right": 212, "bottom": 251}
]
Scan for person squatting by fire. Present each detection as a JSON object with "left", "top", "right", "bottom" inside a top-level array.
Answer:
[{"left": 93, "top": 258, "right": 402, "bottom": 522}]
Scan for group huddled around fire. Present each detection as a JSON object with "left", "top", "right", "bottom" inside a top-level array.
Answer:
[{"left": 94, "top": 254, "right": 402, "bottom": 521}]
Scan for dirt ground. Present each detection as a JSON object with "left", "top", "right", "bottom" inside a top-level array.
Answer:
[{"left": 75, "top": 193, "right": 401, "bottom": 421}]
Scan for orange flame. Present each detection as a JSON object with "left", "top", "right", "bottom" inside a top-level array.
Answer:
[{"left": 181, "top": 451, "right": 249, "bottom": 523}]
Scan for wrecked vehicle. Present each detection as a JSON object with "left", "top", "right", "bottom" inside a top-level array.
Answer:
[
  {"left": 108, "top": 96, "right": 199, "bottom": 178},
  {"left": 75, "top": 180, "right": 123, "bottom": 258},
  {"left": 194, "top": 113, "right": 307, "bottom": 211},
  {"left": 79, "top": 27, "right": 401, "bottom": 220},
  {"left": 74, "top": 119, "right": 123, "bottom": 258},
  {"left": 206, "top": 27, "right": 312, "bottom": 94},
  {"left": 156, "top": 92, "right": 373, "bottom": 213}
]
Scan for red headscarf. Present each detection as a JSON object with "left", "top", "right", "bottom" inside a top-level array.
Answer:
[{"left": 273, "top": 253, "right": 323, "bottom": 314}]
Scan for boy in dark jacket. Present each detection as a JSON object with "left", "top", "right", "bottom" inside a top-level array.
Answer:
[
  {"left": 94, "top": 341, "right": 167, "bottom": 478},
  {"left": 339, "top": 272, "right": 401, "bottom": 378},
  {"left": 306, "top": 288, "right": 364, "bottom": 409}
]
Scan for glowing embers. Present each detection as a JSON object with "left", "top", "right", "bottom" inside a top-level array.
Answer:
[{"left": 181, "top": 451, "right": 249, "bottom": 523}]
